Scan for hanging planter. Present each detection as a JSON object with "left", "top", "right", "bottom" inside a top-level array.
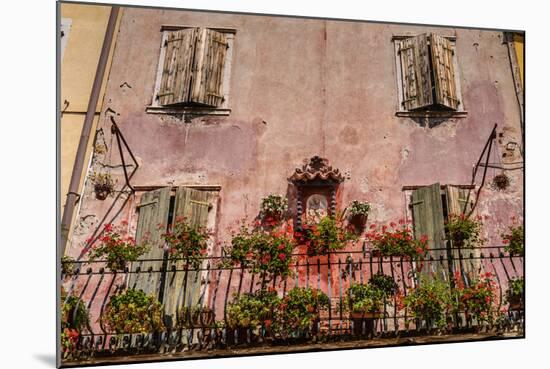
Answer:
[
  {"left": 346, "top": 200, "right": 371, "bottom": 233},
  {"left": 491, "top": 173, "right": 510, "bottom": 191},
  {"left": 90, "top": 171, "right": 115, "bottom": 200},
  {"left": 259, "top": 194, "right": 288, "bottom": 224}
]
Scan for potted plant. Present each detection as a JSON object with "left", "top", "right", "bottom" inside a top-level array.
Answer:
[
  {"left": 89, "top": 223, "right": 149, "bottom": 271},
  {"left": 505, "top": 277, "right": 524, "bottom": 311},
  {"left": 400, "top": 275, "right": 453, "bottom": 330},
  {"left": 61, "top": 255, "right": 76, "bottom": 277},
  {"left": 102, "top": 288, "right": 164, "bottom": 334},
  {"left": 491, "top": 173, "right": 510, "bottom": 191},
  {"left": 226, "top": 289, "right": 281, "bottom": 344},
  {"left": 346, "top": 200, "right": 371, "bottom": 232},
  {"left": 346, "top": 281, "right": 389, "bottom": 336},
  {"left": 501, "top": 223, "right": 524, "bottom": 256},
  {"left": 296, "top": 215, "right": 357, "bottom": 256},
  {"left": 445, "top": 213, "right": 484, "bottom": 248},
  {"left": 161, "top": 216, "right": 211, "bottom": 269},
  {"left": 224, "top": 222, "right": 295, "bottom": 281},
  {"left": 453, "top": 272, "right": 497, "bottom": 326},
  {"left": 61, "top": 290, "right": 89, "bottom": 358},
  {"left": 89, "top": 171, "right": 115, "bottom": 200},
  {"left": 260, "top": 194, "right": 288, "bottom": 223},
  {"left": 366, "top": 220, "right": 428, "bottom": 258},
  {"left": 274, "top": 287, "right": 329, "bottom": 341}
]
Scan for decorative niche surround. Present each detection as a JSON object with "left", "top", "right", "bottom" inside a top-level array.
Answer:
[{"left": 288, "top": 156, "right": 345, "bottom": 230}]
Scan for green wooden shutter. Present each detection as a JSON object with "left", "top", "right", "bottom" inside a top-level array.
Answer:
[
  {"left": 411, "top": 183, "right": 446, "bottom": 262},
  {"left": 162, "top": 187, "right": 218, "bottom": 323},
  {"left": 128, "top": 187, "right": 171, "bottom": 296},
  {"left": 398, "top": 34, "right": 433, "bottom": 111},
  {"left": 157, "top": 28, "right": 198, "bottom": 106},
  {"left": 445, "top": 185, "right": 480, "bottom": 278},
  {"left": 430, "top": 33, "right": 459, "bottom": 110},
  {"left": 189, "top": 28, "right": 228, "bottom": 107}
]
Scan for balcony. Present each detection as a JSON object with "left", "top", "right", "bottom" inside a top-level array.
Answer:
[{"left": 60, "top": 245, "right": 524, "bottom": 366}]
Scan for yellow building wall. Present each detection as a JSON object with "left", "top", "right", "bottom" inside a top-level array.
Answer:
[
  {"left": 60, "top": 3, "right": 121, "bottom": 237},
  {"left": 513, "top": 34, "right": 524, "bottom": 84}
]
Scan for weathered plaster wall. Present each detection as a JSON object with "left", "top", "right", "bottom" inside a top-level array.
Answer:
[{"left": 66, "top": 9, "right": 523, "bottom": 259}]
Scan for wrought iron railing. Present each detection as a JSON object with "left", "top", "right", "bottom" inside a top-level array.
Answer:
[{"left": 60, "top": 245, "right": 523, "bottom": 361}]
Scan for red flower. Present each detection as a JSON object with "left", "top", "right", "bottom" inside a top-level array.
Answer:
[
  {"left": 390, "top": 221, "right": 397, "bottom": 228},
  {"left": 370, "top": 223, "right": 377, "bottom": 229},
  {"left": 278, "top": 253, "right": 287, "bottom": 261}
]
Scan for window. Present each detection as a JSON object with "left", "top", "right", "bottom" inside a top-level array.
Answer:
[
  {"left": 393, "top": 33, "right": 466, "bottom": 118},
  {"left": 147, "top": 26, "right": 236, "bottom": 116},
  {"left": 128, "top": 186, "right": 219, "bottom": 325},
  {"left": 406, "top": 183, "right": 479, "bottom": 276}
]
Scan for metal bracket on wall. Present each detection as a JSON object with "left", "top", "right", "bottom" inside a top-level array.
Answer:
[{"left": 110, "top": 116, "right": 139, "bottom": 193}]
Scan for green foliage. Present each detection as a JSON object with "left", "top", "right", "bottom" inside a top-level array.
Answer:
[
  {"left": 102, "top": 289, "right": 164, "bottom": 334},
  {"left": 162, "top": 216, "right": 211, "bottom": 268},
  {"left": 226, "top": 289, "right": 280, "bottom": 329},
  {"left": 506, "top": 277, "right": 524, "bottom": 304},
  {"left": 502, "top": 224, "right": 524, "bottom": 256},
  {"left": 401, "top": 276, "right": 453, "bottom": 329},
  {"left": 61, "top": 294, "right": 90, "bottom": 331},
  {"left": 368, "top": 273, "right": 398, "bottom": 296},
  {"left": 61, "top": 255, "right": 76, "bottom": 276},
  {"left": 445, "top": 214, "right": 484, "bottom": 247},
  {"left": 298, "top": 215, "right": 357, "bottom": 256},
  {"left": 260, "top": 194, "right": 288, "bottom": 220},
  {"left": 347, "top": 200, "right": 371, "bottom": 217},
  {"left": 225, "top": 223, "right": 295, "bottom": 279},
  {"left": 274, "top": 287, "right": 329, "bottom": 335},
  {"left": 346, "top": 283, "right": 386, "bottom": 314},
  {"left": 89, "top": 223, "right": 149, "bottom": 271}
]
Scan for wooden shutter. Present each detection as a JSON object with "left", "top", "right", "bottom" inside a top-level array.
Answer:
[
  {"left": 189, "top": 28, "right": 228, "bottom": 107},
  {"left": 430, "top": 33, "right": 459, "bottom": 110},
  {"left": 398, "top": 34, "right": 433, "bottom": 111},
  {"left": 411, "top": 183, "right": 446, "bottom": 263},
  {"left": 157, "top": 28, "right": 198, "bottom": 106},
  {"left": 162, "top": 187, "right": 218, "bottom": 323},
  {"left": 445, "top": 185, "right": 480, "bottom": 279},
  {"left": 128, "top": 188, "right": 171, "bottom": 296}
]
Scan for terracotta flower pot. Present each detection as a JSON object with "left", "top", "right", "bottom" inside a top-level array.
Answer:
[
  {"left": 225, "top": 327, "right": 249, "bottom": 345},
  {"left": 508, "top": 295, "right": 523, "bottom": 311},
  {"left": 94, "top": 183, "right": 113, "bottom": 200},
  {"left": 349, "top": 214, "right": 368, "bottom": 233},
  {"left": 350, "top": 311, "right": 381, "bottom": 336}
]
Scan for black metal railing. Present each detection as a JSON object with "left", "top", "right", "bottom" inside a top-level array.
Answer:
[{"left": 61, "top": 245, "right": 523, "bottom": 360}]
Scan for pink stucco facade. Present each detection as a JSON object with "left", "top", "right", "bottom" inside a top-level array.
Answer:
[{"left": 64, "top": 8, "right": 523, "bottom": 325}]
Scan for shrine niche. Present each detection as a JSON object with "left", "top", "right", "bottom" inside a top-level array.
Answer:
[{"left": 288, "top": 156, "right": 345, "bottom": 230}]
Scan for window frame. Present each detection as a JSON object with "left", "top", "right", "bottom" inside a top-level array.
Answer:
[
  {"left": 392, "top": 34, "right": 467, "bottom": 118},
  {"left": 146, "top": 25, "right": 237, "bottom": 116}
]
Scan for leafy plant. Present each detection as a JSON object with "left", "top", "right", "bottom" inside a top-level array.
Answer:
[
  {"left": 61, "top": 328, "right": 80, "bottom": 358},
  {"left": 161, "top": 216, "right": 211, "bottom": 268},
  {"left": 400, "top": 275, "right": 453, "bottom": 329},
  {"left": 102, "top": 289, "right": 164, "bottom": 334},
  {"left": 453, "top": 272, "right": 497, "bottom": 323},
  {"left": 89, "top": 171, "right": 115, "bottom": 199},
  {"left": 368, "top": 273, "right": 398, "bottom": 297},
  {"left": 506, "top": 277, "right": 524, "bottom": 306},
  {"left": 347, "top": 200, "right": 371, "bottom": 218},
  {"left": 274, "top": 287, "right": 329, "bottom": 336},
  {"left": 89, "top": 223, "right": 149, "bottom": 271},
  {"left": 61, "top": 255, "right": 76, "bottom": 276},
  {"left": 491, "top": 173, "right": 510, "bottom": 190},
  {"left": 224, "top": 222, "right": 295, "bottom": 279},
  {"left": 61, "top": 294, "right": 90, "bottom": 331},
  {"left": 346, "top": 283, "right": 386, "bottom": 314},
  {"left": 227, "top": 289, "right": 281, "bottom": 329},
  {"left": 296, "top": 215, "right": 357, "bottom": 256},
  {"left": 445, "top": 214, "right": 484, "bottom": 247},
  {"left": 260, "top": 194, "right": 288, "bottom": 221},
  {"left": 502, "top": 224, "right": 524, "bottom": 256},
  {"left": 366, "top": 221, "right": 428, "bottom": 258}
]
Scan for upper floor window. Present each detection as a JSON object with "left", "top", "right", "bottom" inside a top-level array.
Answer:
[
  {"left": 393, "top": 33, "right": 466, "bottom": 118},
  {"left": 147, "top": 26, "right": 236, "bottom": 116}
]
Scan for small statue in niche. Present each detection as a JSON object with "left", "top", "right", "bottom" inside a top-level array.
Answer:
[{"left": 306, "top": 194, "right": 328, "bottom": 222}]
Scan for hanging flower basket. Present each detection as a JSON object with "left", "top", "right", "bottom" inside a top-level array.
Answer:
[
  {"left": 492, "top": 173, "right": 510, "bottom": 191},
  {"left": 347, "top": 200, "right": 371, "bottom": 233},
  {"left": 89, "top": 171, "right": 115, "bottom": 200}
]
